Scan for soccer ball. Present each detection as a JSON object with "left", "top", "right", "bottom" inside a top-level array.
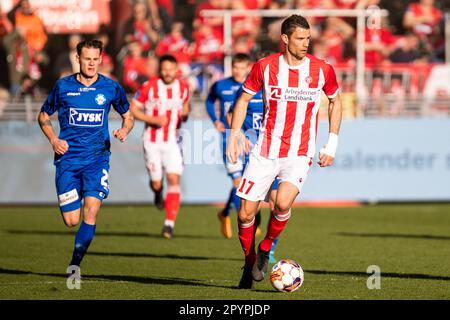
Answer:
[{"left": 269, "top": 259, "right": 304, "bottom": 292}]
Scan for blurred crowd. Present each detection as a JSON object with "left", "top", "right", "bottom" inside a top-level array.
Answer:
[{"left": 0, "top": 0, "right": 449, "bottom": 101}]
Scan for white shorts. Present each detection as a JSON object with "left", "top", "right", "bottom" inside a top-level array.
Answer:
[
  {"left": 236, "top": 151, "right": 312, "bottom": 202},
  {"left": 225, "top": 156, "right": 244, "bottom": 179},
  {"left": 143, "top": 141, "right": 183, "bottom": 181}
]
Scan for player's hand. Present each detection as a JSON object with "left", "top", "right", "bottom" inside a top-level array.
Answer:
[
  {"left": 113, "top": 128, "right": 128, "bottom": 143},
  {"left": 50, "top": 138, "right": 69, "bottom": 155},
  {"left": 227, "top": 132, "right": 239, "bottom": 164},
  {"left": 318, "top": 148, "right": 334, "bottom": 167},
  {"left": 227, "top": 130, "right": 246, "bottom": 164},
  {"left": 214, "top": 120, "right": 226, "bottom": 133}
]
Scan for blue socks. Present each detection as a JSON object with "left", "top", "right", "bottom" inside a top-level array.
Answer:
[
  {"left": 222, "top": 188, "right": 234, "bottom": 217},
  {"left": 70, "top": 221, "right": 96, "bottom": 267},
  {"left": 270, "top": 237, "right": 279, "bottom": 254},
  {"left": 231, "top": 187, "right": 241, "bottom": 212}
]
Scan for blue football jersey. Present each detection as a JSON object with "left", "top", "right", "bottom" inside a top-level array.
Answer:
[
  {"left": 41, "top": 74, "right": 130, "bottom": 164},
  {"left": 229, "top": 87, "right": 264, "bottom": 147},
  {"left": 205, "top": 77, "right": 243, "bottom": 128}
]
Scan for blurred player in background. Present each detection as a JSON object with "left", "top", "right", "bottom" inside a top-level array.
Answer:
[
  {"left": 227, "top": 15, "right": 342, "bottom": 289},
  {"left": 205, "top": 53, "right": 262, "bottom": 239},
  {"left": 130, "top": 55, "right": 190, "bottom": 239},
  {"left": 38, "top": 40, "right": 134, "bottom": 276}
]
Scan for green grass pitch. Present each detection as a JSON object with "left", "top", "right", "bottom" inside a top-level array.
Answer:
[{"left": 0, "top": 204, "right": 449, "bottom": 299}]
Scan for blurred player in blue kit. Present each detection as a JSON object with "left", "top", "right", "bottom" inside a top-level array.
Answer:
[
  {"left": 38, "top": 40, "right": 134, "bottom": 276},
  {"left": 206, "top": 54, "right": 264, "bottom": 239}
]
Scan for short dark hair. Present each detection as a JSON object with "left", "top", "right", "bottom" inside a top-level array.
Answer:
[
  {"left": 159, "top": 54, "right": 178, "bottom": 65},
  {"left": 76, "top": 40, "right": 103, "bottom": 56},
  {"left": 232, "top": 53, "right": 252, "bottom": 65},
  {"left": 281, "top": 15, "right": 310, "bottom": 37}
]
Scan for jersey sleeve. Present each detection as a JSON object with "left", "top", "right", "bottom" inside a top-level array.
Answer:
[
  {"left": 112, "top": 83, "right": 130, "bottom": 114},
  {"left": 243, "top": 61, "right": 264, "bottom": 95},
  {"left": 181, "top": 82, "right": 190, "bottom": 104},
  {"left": 132, "top": 82, "right": 150, "bottom": 108},
  {"left": 205, "top": 82, "right": 218, "bottom": 123},
  {"left": 322, "top": 63, "right": 340, "bottom": 98},
  {"left": 40, "top": 82, "right": 60, "bottom": 115}
]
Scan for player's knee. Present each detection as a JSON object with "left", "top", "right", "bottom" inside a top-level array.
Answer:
[
  {"left": 238, "top": 205, "right": 256, "bottom": 224},
  {"left": 274, "top": 199, "right": 292, "bottom": 213},
  {"left": 63, "top": 217, "right": 79, "bottom": 228},
  {"left": 166, "top": 174, "right": 180, "bottom": 186},
  {"left": 83, "top": 206, "right": 99, "bottom": 224},
  {"left": 150, "top": 180, "right": 162, "bottom": 191},
  {"left": 238, "top": 210, "right": 254, "bottom": 225}
]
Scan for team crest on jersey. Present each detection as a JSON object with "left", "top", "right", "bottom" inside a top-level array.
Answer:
[
  {"left": 305, "top": 76, "right": 313, "bottom": 84},
  {"left": 95, "top": 94, "right": 106, "bottom": 105},
  {"left": 69, "top": 108, "right": 105, "bottom": 127}
]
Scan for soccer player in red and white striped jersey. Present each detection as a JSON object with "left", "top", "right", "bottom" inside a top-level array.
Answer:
[
  {"left": 227, "top": 15, "right": 342, "bottom": 289},
  {"left": 130, "top": 55, "right": 190, "bottom": 239}
]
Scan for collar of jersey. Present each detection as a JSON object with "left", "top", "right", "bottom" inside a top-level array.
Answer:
[{"left": 73, "top": 73, "right": 102, "bottom": 88}]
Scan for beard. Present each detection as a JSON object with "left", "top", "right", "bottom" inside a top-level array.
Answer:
[{"left": 288, "top": 46, "right": 307, "bottom": 61}]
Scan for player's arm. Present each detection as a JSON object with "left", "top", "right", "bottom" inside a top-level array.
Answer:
[
  {"left": 113, "top": 110, "right": 134, "bottom": 143},
  {"left": 205, "top": 83, "right": 225, "bottom": 132},
  {"left": 37, "top": 111, "right": 68, "bottom": 155},
  {"left": 181, "top": 100, "right": 190, "bottom": 122},
  {"left": 318, "top": 92, "right": 342, "bottom": 167},
  {"left": 227, "top": 91, "right": 253, "bottom": 164},
  {"left": 129, "top": 99, "right": 167, "bottom": 127}
]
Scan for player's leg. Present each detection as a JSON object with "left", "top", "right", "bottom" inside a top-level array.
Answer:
[
  {"left": 69, "top": 197, "right": 102, "bottom": 267},
  {"left": 144, "top": 142, "right": 164, "bottom": 209},
  {"left": 235, "top": 152, "right": 277, "bottom": 288},
  {"left": 221, "top": 136, "right": 233, "bottom": 217},
  {"left": 162, "top": 173, "right": 181, "bottom": 239},
  {"left": 253, "top": 157, "right": 312, "bottom": 281},
  {"left": 56, "top": 164, "right": 83, "bottom": 227},
  {"left": 267, "top": 181, "right": 279, "bottom": 263},
  {"left": 161, "top": 143, "right": 183, "bottom": 239},
  {"left": 217, "top": 155, "right": 244, "bottom": 238},
  {"left": 253, "top": 181, "right": 298, "bottom": 282},
  {"left": 237, "top": 198, "right": 260, "bottom": 289},
  {"left": 68, "top": 160, "right": 110, "bottom": 268},
  {"left": 62, "top": 210, "right": 81, "bottom": 228}
]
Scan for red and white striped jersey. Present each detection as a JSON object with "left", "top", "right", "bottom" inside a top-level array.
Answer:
[
  {"left": 133, "top": 77, "right": 189, "bottom": 144},
  {"left": 243, "top": 53, "right": 339, "bottom": 159}
]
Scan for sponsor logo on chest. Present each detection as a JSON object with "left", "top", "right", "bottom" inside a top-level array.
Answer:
[
  {"left": 69, "top": 108, "right": 105, "bottom": 127},
  {"left": 269, "top": 86, "right": 320, "bottom": 102}
]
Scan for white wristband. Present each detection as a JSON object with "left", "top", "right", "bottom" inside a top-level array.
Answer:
[{"left": 320, "top": 133, "right": 339, "bottom": 158}]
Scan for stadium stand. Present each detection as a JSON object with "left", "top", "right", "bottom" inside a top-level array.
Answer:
[{"left": 0, "top": 0, "right": 449, "bottom": 120}]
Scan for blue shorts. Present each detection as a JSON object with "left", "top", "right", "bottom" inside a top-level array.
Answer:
[{"left": 55, "top": 159, "right": 110, "bottom": 213}]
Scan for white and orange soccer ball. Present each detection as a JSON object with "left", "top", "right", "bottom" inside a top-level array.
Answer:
[{"left": 269, "top": 259, "right": 304, "bottom": 292}]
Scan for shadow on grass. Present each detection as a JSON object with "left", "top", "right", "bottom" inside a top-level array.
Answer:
[
  {"left": 0, "top": 267, "right": 237, "bottom": 290},
  {"left": 6, "top": 230, "right": 219, "bottom": 240},
  {"left": 88, "top": 251, "right": 241, "bottom": 262},
  {"left": 337, "top": 232, "right": 450, "bottom": 241},
  {"left": 306, "top": 270, "right": 450, "bottom": 281}
]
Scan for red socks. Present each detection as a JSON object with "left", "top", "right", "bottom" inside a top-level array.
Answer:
[
  {"left": 165, "top": 185, "right": 181, "bottom": 223},
  {"left": 238, "top": 217, "right": 256, "bottom": 267},
  {"left": 259, "top": 209, "right": 291, "bottom": 252}
]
